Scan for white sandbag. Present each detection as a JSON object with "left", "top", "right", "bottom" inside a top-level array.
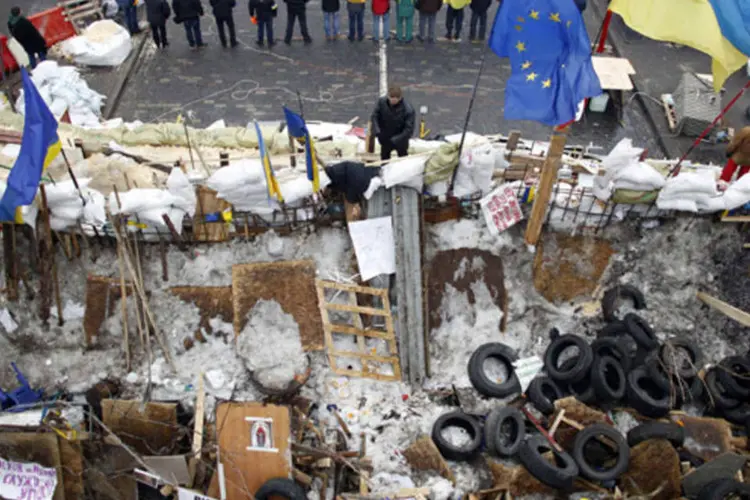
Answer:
[
  {"left": 721, "top": 172, "right": 750, "bottom": 210},
  {"left": 659, "top": 170, "right": 717, "bottom": 197},
  {"left": 613, "top": 162, "right": 665, "bottom": 191},
  {"left": 594, "top": 139, "right": 645, "bottom": 200},
  {"left": 60, "top": 20, "right": 132, "bottom": 67},
  {"left": 453, "top": 143, "right": 497, "bottom": 197},
  {"left": 656, "top": 198, "right": 698, "bottom": 212},
  {"left": 444, "top": 132, "right": 486, "bottom": 147},
  {"left": 279, "top": 169, "right": 331, "bottom": 204},
  {"left": 696, "top": 196, "right": 726, "bottom": 212},
  {"left": 138, "top": 207, "right": 186, "bottom": 232},
  {"left": 382, "top": 156, "right": 426, "bottom": 191},
  {"left": 49, "top": 216, "right": 80, "bottom": 231},
  {"left": 166, "top": 168, "right": 197, "bottom": 216},
  {"left": 44, "top": 179, "right": 92, "bottom": 205},
  {"left": 110, "top": 189, "right": 180, "bottom": 214},
  {"left": 83, "top": 189, "right": 107, "bottom": 226},
  {"left": 51, "top": 202, "right": 84, "bottom": 221},
  {"left": 206, "top": 159, "right": 265, "bottom": 192}
]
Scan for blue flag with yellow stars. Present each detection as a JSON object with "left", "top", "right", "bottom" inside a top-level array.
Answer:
[{"left": 488, "top": 0, "right": 602, "bottom": 126}]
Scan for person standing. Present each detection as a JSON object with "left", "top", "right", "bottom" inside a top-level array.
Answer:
[
  {"left": 249, "top": 0, "right": 277, "bottom": 46},
  {"left": 371, "top": 85, "right": 415, "bottom": 160},
  {"left": 371, "top": 0, "right": 390, "bottom": 41},
  {"left": 7, "top": 7, "right": 47, "bottom": 68},
  {"left": 346, "top": 0, "right": 364, "bottom": 41},
  {"left": 283, "top": 0, "right": 312, "bottom": 44},
  {"left": 468, "top": 0, "right": 488, "bottom": 42},
  {"left": 117, "top": 0, "right": 141, "bottom": 34},
  {"left": 443, "top": 0, "right": 468, "bottom": 41},
  {"left": 173, "top": 0, "right": 207, "bottom": 48},
  {"left": 415, "top": 0, "right": 439, "bottom": 43},
  {"left": 145, "top": 0, "right": 171, "bottom": 48},
  {"left": 395, "top": 0, "right": 414, "bottom": 42},
  {"left": 322, "top": 0, "right": 340, "bottom": 41},
  {"left": 210, "top": 0, "right": 238, "bottom": 47}
]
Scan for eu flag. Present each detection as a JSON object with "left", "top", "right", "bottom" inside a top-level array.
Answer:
[
  {"left": 283, "top": 106, "right": 320, "bottom": 193},
  {"left": 488, "top": 0, "right": 602, "bottom": 126},
  {"left": 0, "top": 69, "right": 62, "bottom": 223}
]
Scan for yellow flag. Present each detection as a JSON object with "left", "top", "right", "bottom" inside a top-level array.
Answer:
[{"left": 609, "top": 0, "right": 746, "bottom": 92}]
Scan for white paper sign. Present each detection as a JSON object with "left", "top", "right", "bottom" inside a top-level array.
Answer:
[
  {"left": 480, "top": 186, "right": 524, "bottom": 236},
  {"left": 178, "top": 488, "right": 218, "bottom": 500},
  {"left": 348, "top": 216, "right": 396, "bottom": 281},
  {"left": 0, "top": 458, "right": 58, "bottom": 500}
]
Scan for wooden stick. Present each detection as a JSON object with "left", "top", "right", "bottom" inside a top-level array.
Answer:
[
  {"left": 521, "top": 407, "right": 563, "bottom": 453},
  {"left": 116, "top": 242, "right": 131, "bottom": 369},
  {"left": 548, "top": 409, "right": 565, "bottom": 437},
  {"left": 39, "top": 186, "right": 64, "bottom": 326},
  {"left": 188, "top": 373, "right": 205, "bottom": 487},
  {"left": 524, "top": 133, "right": 566, "bottom": 246},
  {"left": 697, "top": 292, "right": 750, "bottom": 328}
]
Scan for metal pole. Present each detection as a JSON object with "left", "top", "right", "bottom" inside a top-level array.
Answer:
[{"left": 297, "top": 90, "right": 305, "bottom": 119}]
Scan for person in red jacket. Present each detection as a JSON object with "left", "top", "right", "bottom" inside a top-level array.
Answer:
[
  {"left": 719, "top": 126, "right": 750, "bottom": 190},
  {"left": 372, "top": 0, "right": 390, "bottom": 41}
]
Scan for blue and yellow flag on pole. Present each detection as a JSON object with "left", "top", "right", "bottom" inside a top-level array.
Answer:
[
  {"left": 254, "top": 121, "right": 283, "bottom": 203},
  {"left": 488, "top": 0, "right": 602, "bottom": 126},
  {"left": 283, "top": 106, "right": 320, "bottom": 193},
  {"left": 0, "top": 69, "right": 62, "bottom": 223}
]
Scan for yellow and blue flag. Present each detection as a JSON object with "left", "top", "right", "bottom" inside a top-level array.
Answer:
[
  {"left": 283, "top": 106, "right": 320, "bottom": 193},
  {"left": 254, "top": 121, "right": 283, "bottom": 203},
  {"left": 0, "top": 69, "right": 62, "bottom": 223},
  {"left": 488, "top": 0, "right": 602, "bottom": 126},
  {"left": 709, "top": 0, "right": 750, "bottom": 56}
]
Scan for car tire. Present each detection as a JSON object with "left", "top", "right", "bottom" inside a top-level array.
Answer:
[
  {"left": 660, "top": 339, "right": 702, "bottom": 380},
  {"left": 717, "top": 356, "right": 750, "bottom": 399},
  {"left": 527, "top": 376, "right": 564, "bottom": 415},
  {"left": 601, "top": 284, "right": 646, "bottom": 323},
  {"left": 623, "top": 313, "right": 659, "bottom": 350},
  {"left": 721, "top": 403, "right": 750, "bottom": 426},
  {"left": 673, "top": 375, "right": 705, "bottom": 408},
  {"left": 255, "top": 478, "right": 308, "bottom": 500},
  {"left": 705, "top": 367, "right": 741, "bottom": 411},
  {"left": 590, "top": 355, "right": 626, "bottom": 402},
  {"left": 572, "top": 423, "right": 630, "bottom": 482},
  {"left": 518, "top": 435, "right": 579, "bottom": 490},
  {"left": 484, "top": 406, "right": 525, "bottom": 457},
  {"left": 431, "top": 411, "right": 483, "bottom": 461},
  {"left": 591, "top": 337, "right": 632, "bottom": 373},
  {"left": 626, "top": 422, "right": 685, "bottom": 448},
  {"left": 544, "top": 334, "right": 593, "bottom": 384},
  {"left": 626, "top": 365, "right": 671, "bottom": 418},
  {"left": 644, "top": 350, "right": 674, "bottom": 392},
  {"left": 697, "top": 478, "right": 750, "bottom": 500},
  {"left": 467, "top": 343, "right": 521, "bottom": 398}
]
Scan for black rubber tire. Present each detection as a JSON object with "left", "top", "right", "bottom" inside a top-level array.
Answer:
[
  {"left": 518, "top": 434, "right": 579, "bottom": 490},
  {"left": 626, "top": 422, "right": 685, "bottom": 448},
  {"left": 721, "top": 403, "right": 750, "bottom": 426},
  {"left": 644, "top": 350, "right": 673, "bottom": 392},
  {"left": 590, "top": 355, "right": 626, "bottom": 402},
  {"left": 717, "top": 356, "right": 750, "bottom": 399},
  {"left": 256, "top": 478, "right": 308, "bottom": 500},
  {"left": 591, "top": 336, "right": 632, "bottom": 373},
  {"left": 601, "top": 284, "right": 646, "bottom": 323},
  {"left": 623, "top": 313, "right": 659, "bottom": 350},
  {"left": 705, "top": 367, "right": 741, "bottom": 411},
  {"left": 484, "top": 406, "right": 525, "bottom": 457},
  {"left": 678, "top": 449, "right": 705, "bottom": 468},
  {"left": 526, "top": 376, "right": 564, "bottom": 415},
  {"left": 572, "top": 423, "right": 630, "bottom": 482},
  {"left": 673, "top": 375, "right": 705, "bottom": 408},
  {"left": 660, "top": 339, "right": 702, "bottom": 380},
  {"left": 626, "top": 365, "right": 671, "bottom": 418},
  {"left": 544, "top": 334, "right": 594, "bottom": 384},
  {"left": 467, "top": 343, "right": 521, "bottom": 398},
  {"left": 697, "top": 478, "right": 750, "bottom": 500},
  {"left": 569, "top": 376, "right": 597, "bottom": 405},
  {"left": 431, "top": 411, "right": 483, "bottom": 461}
]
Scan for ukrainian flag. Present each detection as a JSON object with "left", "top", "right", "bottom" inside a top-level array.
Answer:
[
  {"left": 283, "top": 106, "right": 320, "bottom": 193},
  {"left": 0, "top": 69, "right": 61, "bottom": 223},
  {"left": 254, "top": 121, "right": 283, "bottom": 202},
  {"left": 609, "top": 0, "right": 748, "bottom": 92}
]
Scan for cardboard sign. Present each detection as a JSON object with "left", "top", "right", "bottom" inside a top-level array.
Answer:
[
  {"left": 0, "top": 458, "right": 58, "bottom": 500},
  {"left": 480, "top": 186, "right": 523, "bottom": 236},
  {"left": 177, "top": 488, "right": 218, "bottom": 500},
  {"left": 348, "top": 216, "right": 396, "bottom": 281}
]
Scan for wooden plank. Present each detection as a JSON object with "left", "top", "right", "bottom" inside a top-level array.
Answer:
[
  {"left": 324, "top": 302, "right": 387, "bottom": 316},
  {"left": 316, "top": 281, "right": 339, "bottom": 372},
  {"left": 721, "top": 215, "right": 750, "bottom": 222},
  {"left": 329, "top": 350, "right": 400, "bottom": 364},
  {"left": 64, "top": 1, "right": 99, "bottom": 16},
  {"left": 524, "top": 134, "right": 566, "bottom": 247},
  {"left": 330, "top": 366, "right": 400, "bottom": 381},
  {"left": 215, "top": 402, "right": 291, "bottom": 500},
  {"left": 188, "top": 374, "right": 205, "bottom": 487},
  {"left": 348, "top": 287, "right": 370, "bottom": 376},
  {"left": 65, "top": 6, "right": 102, "bottom": 20},
  {"left": 506, "top": 131, "right": 521, "bottom": 152},
  {"left": 0, "top": 432, "right": 65, "bottom": 500},
  {"left": 58, "top": 437, "right": 84, "bottom": 500},
  {"left": 696, "top": 292, "right": 750, "bottom": 328},
  {"left": 317, "top": 279, "right": 389, "bottom": 298},
  {"left": 84, "top": 274, "right": 133, "bottom": 346},
  {"left": 193, "top": 187, "right": 232, "bottom": 242},
  {"left": 328, "top": 322, "right": 393, "bottom": 340},
  {"left": 101, "top": 400, "right": 181, "bottom": 455}
]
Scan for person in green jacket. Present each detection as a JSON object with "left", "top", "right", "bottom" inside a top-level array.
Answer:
[
  {"left": 443, "top": 0, "right": 468, "bottom": 41},
  {"left": 395, "top": 0, "right": 414, "bottom": 42}
]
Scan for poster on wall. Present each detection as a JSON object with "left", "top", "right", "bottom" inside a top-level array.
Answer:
[{"left": 480, "top": 185, "right": 524, "bottom": 236}]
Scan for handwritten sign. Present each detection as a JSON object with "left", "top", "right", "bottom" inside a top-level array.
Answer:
[
  {"left": 0, "top": 458, "right": 57, "bottom": 500},
  {"left": 480, "top": 186, "right": 523, "bottom": 236}
]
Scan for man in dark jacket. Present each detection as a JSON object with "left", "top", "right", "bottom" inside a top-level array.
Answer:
[
  {"left": 145, "top": 0, "right": 171, "bottom": 48},
  {"left": 468, "top": 0, "right": 489, "bottom": 42},
  {"left": 415, "top": 0, "right": 440, "bottom": 42},
  {"left": 210, "top": 0, "right": 238, "bottom": 47},
  {"left": 371, "top": 85, "right": 415, "bottom": 160},
  {"left": 283, "top": 0, "right": 312, "bottom": 44},
  {"left": 172, "top": 0, "right": 207, "bottom": 48},
  {"left": 7, "top": 7, "right": 47, "bottom": 68},
  {"left": 249, "top": 0, "right": 277, "bottom": 46},
  {"left": 325, "top": 161, "right": 382, "bottom": 218}
]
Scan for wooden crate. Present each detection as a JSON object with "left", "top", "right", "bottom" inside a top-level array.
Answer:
[
  {"left": 57, "top": 0, "right": 104, "bottom": 32},
  {"left": 315, "top": 280, "right": 401, "bottom": 381}
]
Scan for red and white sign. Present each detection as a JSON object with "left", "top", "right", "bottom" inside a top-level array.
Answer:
[
  {"left": 0, "top": 458, "right": 57, "bottom": 500},
  {"left": 480, "top": 186, "right": 523, "bottom": 235}
]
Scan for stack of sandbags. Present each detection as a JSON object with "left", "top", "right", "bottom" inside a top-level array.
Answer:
[
  {"left": 721, "top": 171, "right": 750, "bottom": 211},
  {"left": 206, "top": 159, "right": 279, "bottom": 214},
  {"left": 593, "top": 139, "right": 666, "bottom": 200},
  {"left": 656, "top": 169, "right": 721, "bottom": 212},
  {"left": 60, "top": 20, "right": 132, "bottom": 67},
  {"left": 46, "top": 178, "right": 107, "bottom": 231}
]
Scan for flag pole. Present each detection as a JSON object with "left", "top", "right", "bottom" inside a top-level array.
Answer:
[
  {"left": 297, "top": 90, "right": 305, "bottom": 119},
  {"left": 448, "top": 43, "right": 490, "bottom": 195},
  {"left": 60, "top": 148, "right": 87, "bottom": 207}
]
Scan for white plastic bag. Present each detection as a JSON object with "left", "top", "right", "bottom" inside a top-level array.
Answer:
[
  {"left": 166, "top": 168, "right": 197, "bottom": 216},
  {"left": 453, "top": 143, "right": 498, "bottom": 197},
  {"left": 721, "top": 172, "right": 750, "bottom": 210},
  {"left": 206, "top": 159, "right": 265, "bottom": 193},
  {"left": 382, "top": 156, "right": 426, "bottom": 191},
  {"left": 110, "top": 189, "right": 180, "bottom": 215},
  {"left": 60, "top": 20, "right": 132, "bottom": 67}
]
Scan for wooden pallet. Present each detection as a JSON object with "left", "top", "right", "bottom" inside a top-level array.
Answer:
[
  {"left": 316, "top": 280, "right": 401, "bottom": 381},
  {"left": 661, "top": 94, "right": 677, "bottom": 132},
  {"left": 57, "top": 0, "right": 104, "bottom": 32}
]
